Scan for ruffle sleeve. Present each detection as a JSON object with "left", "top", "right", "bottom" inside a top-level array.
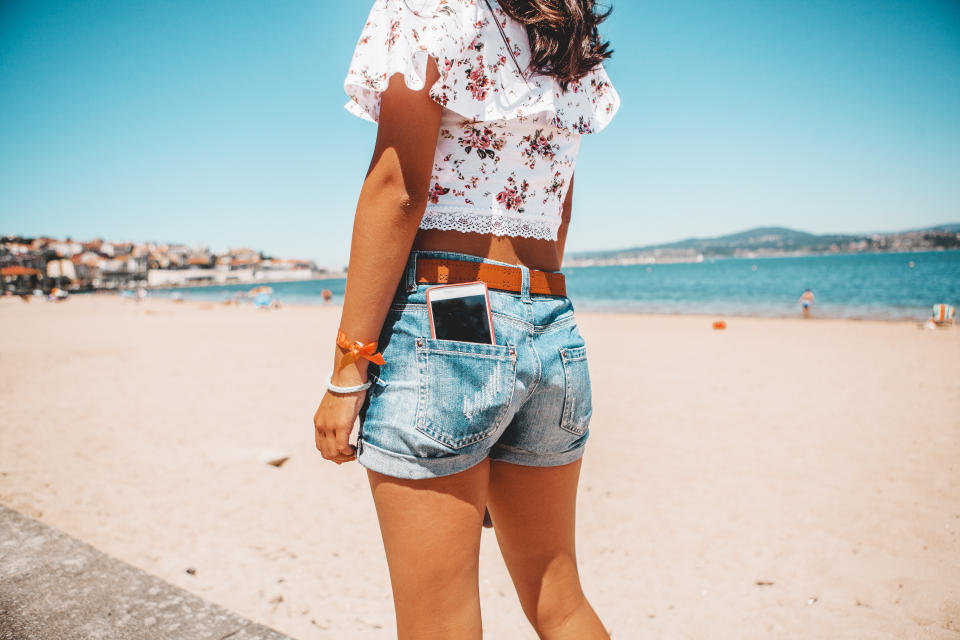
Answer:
[
  {"left": 343, "top": 0, "right": 461, "bottom": 124},
  {"left": 343, "top": 0, "right": 620, "bottom": 135}
]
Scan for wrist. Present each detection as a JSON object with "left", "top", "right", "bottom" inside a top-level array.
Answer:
[
  {"left": 331, "top": 363, "right": 369, "bottom": 386},
  {"left": 332, "top": 345, "right": 370, "bottom": 384},
  {"left": 326, "top": 373, "right": 371, "bottom": 395},
  {"left": 331, "top": 328, "right": 383, "bottom": 387}
]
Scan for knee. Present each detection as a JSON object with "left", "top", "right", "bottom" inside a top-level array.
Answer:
[
  {"left": 525, "top": 557, "right": 589, "bottom": 634},
  {"left": 532, "top": 592, "right": 589, "bottom": 636}
]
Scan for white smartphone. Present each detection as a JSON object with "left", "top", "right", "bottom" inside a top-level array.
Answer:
[{"left": 425, "top": 282, "right": 496, "bottom": 344}]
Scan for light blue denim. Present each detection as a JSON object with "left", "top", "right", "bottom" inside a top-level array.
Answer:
[{"left": 356, "top": 250, "right": 592, "bottom": 480}]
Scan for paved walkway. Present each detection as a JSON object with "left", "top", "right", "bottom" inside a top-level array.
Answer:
[{"left": 0, "top": 505, "right": 292, "bottom": 640}]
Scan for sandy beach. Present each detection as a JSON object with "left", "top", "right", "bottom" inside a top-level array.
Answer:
[{"left": 0, "top": 294, "right": 957, "bottom": 639}]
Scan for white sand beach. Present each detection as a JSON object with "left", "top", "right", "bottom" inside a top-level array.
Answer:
[{"left": 0, "top": 294, "right": 957, "bottom": 639}]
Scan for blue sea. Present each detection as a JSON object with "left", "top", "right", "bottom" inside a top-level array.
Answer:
[{"left": 152, "top": 250, "right": 960, "bottom": 321}]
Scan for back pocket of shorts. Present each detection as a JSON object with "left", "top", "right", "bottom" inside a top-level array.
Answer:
[
  {"left": 559, "top": 345, "right": 592, "bottom": 436},
  {"left": 415, "top": 337, "right": 517, "bottom": 449}
]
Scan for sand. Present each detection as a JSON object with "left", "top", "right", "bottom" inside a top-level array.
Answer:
[{"left": 0, "top": 294, "right": 957, "bottom": 639}]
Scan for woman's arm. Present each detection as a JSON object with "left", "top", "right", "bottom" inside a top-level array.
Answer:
[{"left": 314, "top": 62, "right": 443, "bottom": 463}]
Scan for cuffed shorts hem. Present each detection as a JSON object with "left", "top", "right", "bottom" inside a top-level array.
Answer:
[
  {"left": 489, "top": 442, "right": 587, "bottom": 467},
  {"left": 357, "top": 438, "right": 489, "bottom": 480}
]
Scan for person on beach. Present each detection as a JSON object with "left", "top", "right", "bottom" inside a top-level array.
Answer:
[
  {"left": 799, "top": 288, "right": 814, "bottom": 317},
  {"left": 313, "top": 1, "right": 619, "bottom": 637}
]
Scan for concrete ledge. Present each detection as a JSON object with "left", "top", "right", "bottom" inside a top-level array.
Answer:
[{"left": 0, "top": 505, "right": 292, "bottom": 640}]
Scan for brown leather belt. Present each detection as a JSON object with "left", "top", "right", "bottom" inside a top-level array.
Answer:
[{"left": 416, "top": 258, "right": 566, "bottom": 297}]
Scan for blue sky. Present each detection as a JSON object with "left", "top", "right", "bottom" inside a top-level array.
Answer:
[{"left": 1, "top": 0, "right": 958, "bottom": 268}]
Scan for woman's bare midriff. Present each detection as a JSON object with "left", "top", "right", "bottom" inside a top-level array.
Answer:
[{"left": 412, "top": 228, "right": 563, "bottom": 272}]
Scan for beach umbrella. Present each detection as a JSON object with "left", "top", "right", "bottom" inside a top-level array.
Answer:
[
  {"left": 931, "top": 304, "right": 955, "bottom": 326},
  {"left": 249, "top": 285, "right": 274, "bottom": 295}
]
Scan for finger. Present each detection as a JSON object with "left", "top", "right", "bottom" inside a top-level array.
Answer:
[
  {"left": 316, "top": 425, "right": 339, "bottom": 460},
  {"left": 322, "top": 427, "right": 347, "bottom": 461},
  {"left": 315, "top": 420, "right": 334, "bottom": 456},
  {"left": 336, "top": 446, "right": 357, "bottom": 461},
  {"left": 313, "top": 407, "right": 325, "bottom": 452},
  {"left": 336, "top": 436, "right": 356, "bottom": 456},
  {"left": 335, "top": 424, "right": 354, "bottom": 455}
]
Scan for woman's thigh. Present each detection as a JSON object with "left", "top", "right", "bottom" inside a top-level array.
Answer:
[{"left": 366, "top": 459, "right": 490, "bottom": 640}]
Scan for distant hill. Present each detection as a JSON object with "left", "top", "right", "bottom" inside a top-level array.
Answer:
[
  {"left": 906, "top": 223, "right": 960, "bottom": 234},
  {"left": 567, "top": 223, "right": 960, "bottom": 262},
  {"left": 568, "top": 226, "right": 860, "bottom": 261}
]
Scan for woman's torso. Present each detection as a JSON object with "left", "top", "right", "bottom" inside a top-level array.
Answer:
[
  {"left": 344, "top": 0, "right": 620, "bottom": 272},
  {"left": 412, "top": 226, "right": 562, "bottom": 271}
]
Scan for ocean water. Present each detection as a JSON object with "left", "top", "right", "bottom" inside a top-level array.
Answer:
[{"left": 152, "top": 250, "right": 960, "bottom": 321}]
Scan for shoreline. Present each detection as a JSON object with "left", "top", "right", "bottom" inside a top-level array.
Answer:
[
  {"left": 45, "top": 249, "right": 951, "bottom": 326},
  {"left": 52, "top": 293, "right": 942, "bottom": 325},
  {"left": 73, "top": 273, "right": 349, "bottom": 293},
  {"left": 563, "top": 246, "right": 960, "bottom": 267},
  {"left": 148, "top": 273, "right": 348, "bottom": 288}
]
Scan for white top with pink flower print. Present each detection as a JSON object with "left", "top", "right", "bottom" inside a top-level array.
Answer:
[{"left": 344, "top": 0, "right": 620, "bottom": 241}]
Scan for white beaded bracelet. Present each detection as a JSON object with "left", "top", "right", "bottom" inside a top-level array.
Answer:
[{"left": 326, "top": 374, "right": 372, "bottom": 394}]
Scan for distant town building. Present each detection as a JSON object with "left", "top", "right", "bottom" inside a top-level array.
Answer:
[{"left": 1, "top": 234, "right": 329, "bottom": 293}]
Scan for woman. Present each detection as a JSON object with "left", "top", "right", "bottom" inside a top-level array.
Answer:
[{"left": 313, "top": 0, "right": 619, "bottom": 637}]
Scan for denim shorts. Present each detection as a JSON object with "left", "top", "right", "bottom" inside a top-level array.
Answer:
[{"left": 356, "top": 250, "right": 592, "bottom": 480}]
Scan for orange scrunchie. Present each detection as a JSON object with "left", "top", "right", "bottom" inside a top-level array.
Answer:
[{"left": 336, "top": 329, "right": 386, "bottom": 370}]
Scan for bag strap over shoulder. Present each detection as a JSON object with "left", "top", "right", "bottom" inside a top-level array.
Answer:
[{"left": 480, "top": 0, "right": 532, "bottom": 90}]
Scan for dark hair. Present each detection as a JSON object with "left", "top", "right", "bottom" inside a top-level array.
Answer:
[{"left": 496, "top": 0, "right": 613, "bottom": 90}]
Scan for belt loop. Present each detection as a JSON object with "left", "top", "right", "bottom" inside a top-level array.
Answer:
[
  {"left": 405, "top": 251, "right": 418, "bottom": 292},
  {"left": 519, "top": 264, "right": 531, "bottom": 302}
]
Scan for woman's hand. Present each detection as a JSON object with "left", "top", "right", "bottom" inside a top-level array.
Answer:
[{"left": 314, "top": 390, "right": 366, "bottom": 464}]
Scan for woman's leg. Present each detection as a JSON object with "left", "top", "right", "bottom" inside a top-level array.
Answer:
[
  {"left": 367, "top": 458, "right": 490, "bottom": 640},
  {"left": 487, "top": 458, "right": 609, "bottom": 639}
]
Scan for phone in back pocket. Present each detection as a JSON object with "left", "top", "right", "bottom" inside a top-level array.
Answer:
[{"left": 425, "top": 281, "right": 496, "bottom": 344}]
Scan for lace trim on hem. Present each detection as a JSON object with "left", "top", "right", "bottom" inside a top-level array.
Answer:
[{"left": 420, "top": 209, "right": 559, "bottom": 241}]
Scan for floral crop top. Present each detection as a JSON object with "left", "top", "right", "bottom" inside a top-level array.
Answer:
[{"left": 344, "top": 0, "right": 620, "bottom": 240}]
